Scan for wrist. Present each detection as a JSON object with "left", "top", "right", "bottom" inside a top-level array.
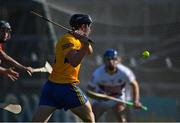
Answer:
[
  {"left": 1, "top": 69, "right": 7, "bottom": 75},
  {"left": 133, "top": 99, "right": 139, "bottom": 103},
  {"left": 22, "top": 66, "right": 27, "bottom": 71}
]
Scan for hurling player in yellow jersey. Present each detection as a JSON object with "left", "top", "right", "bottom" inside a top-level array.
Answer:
[{"left": 32, "top": 14, "right": 95, "bottom": 122}]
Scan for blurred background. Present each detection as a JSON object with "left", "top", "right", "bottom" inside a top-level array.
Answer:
[{"left": 0, "top": 0, "right": 180, "bottom": 122}]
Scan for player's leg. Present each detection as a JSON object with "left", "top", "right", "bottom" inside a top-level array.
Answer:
[
  {"left": 60, "top": 83, "right": 94, "bottom": 122},
  {"left": 125, "top": 107, "right": 132, "bottom": 122},
  {"left": 92, "top": 101, "right": 107, "bottom": 121},
  {"left": 32, "top": 80, "right": 58, "bottom": 122},
  {"left": 32, "top": 105, "right": 56, "bottom": 122},
  {"left": 112, "top": 102, "right": 127, "bottom": 122},
  {"left": 70, "top": 100, "right": 95, "bottom": 122}
]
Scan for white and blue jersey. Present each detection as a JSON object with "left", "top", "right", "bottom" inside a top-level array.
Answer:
[{"left": 88, "top": 64, "right": 136, "bottom": 103}]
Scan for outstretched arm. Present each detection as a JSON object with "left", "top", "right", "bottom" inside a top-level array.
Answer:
[{"left": 0, "top": 50, "right": 33, "bottom": 74}]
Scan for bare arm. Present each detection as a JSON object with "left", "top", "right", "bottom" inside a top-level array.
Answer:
[
  {"left": 130, "top": 80, "right": 142, "bottom": 108},
  {"left": 66, "top": 44, "right": 89, "bottom": 67},
  {"left": 87, "top": 44, "right": 93, "bottom": 55},
  {"left": 66, "top": 32, "right": 93, "bottom": 67},
  {"left": 0, "top": 50, "right": 33, "bottom": 74}
]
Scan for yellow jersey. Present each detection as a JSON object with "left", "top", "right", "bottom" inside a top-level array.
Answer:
[{"left": 49, "top": 33, "right": 82, "bottom": 84}]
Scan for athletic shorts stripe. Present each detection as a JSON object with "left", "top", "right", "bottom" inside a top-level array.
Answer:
[{"left": 72, "top": 83, "right": 86, "bottom": 104}]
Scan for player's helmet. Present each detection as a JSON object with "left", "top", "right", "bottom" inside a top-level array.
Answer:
[
  {"left": 69, "top": 14, "right": 92, "bottom": 29},
  {"left": 0, "top": 20, "right": 11, "bottom": 42},
  {"left": 103, "top": 49, "right": 118, "bottom": 59},
  {"left": 0, "top": 20, "right": 11, "bottom": 31}
]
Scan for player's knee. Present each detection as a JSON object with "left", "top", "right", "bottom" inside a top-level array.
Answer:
[
  {"left": 88, "top": 111, "right": 95, "bottom": 122},
  {"left": 114, "top": 103, "right": 126, "bottom": 112}
]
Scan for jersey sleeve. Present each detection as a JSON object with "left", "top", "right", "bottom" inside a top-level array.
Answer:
[
  {"left": 60, "top": 36, "right": 80, "bottom": 56},
  {"left": 118, "top": 64, "right": 136, "bottom": 83},
  {"left": 88, "top": 70, "right": 99, "bottom": 89},
  {"left": 125, "top": 68, "right": 136, "bottom": 83}
]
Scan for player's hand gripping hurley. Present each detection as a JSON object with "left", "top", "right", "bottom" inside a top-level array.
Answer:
[{"left": 30, "top": 11, "right": 94, "bottom": 44}]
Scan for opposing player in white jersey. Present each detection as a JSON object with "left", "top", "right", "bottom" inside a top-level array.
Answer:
[{"left": 87, "top": 49, "right": 142, "bottom": 122}]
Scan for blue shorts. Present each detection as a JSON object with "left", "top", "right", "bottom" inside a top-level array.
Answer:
[{"left": 39, "top": 80, "right": 88, "bottom": 111}]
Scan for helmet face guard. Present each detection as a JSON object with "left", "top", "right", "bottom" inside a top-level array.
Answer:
[
  {"left": 69, "top": 14, "right": 92, "bottom": 29},
  {"left": 0, "top": 20, "right": 11, "bottom": 43}
]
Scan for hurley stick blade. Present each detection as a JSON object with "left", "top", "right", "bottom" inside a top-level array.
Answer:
[
  {"left": 44, "top": 61, "right": 52, "bottom": 73},
  {"left": 32, "top": 61, "right": 52, "bottom": 74},
  {"left": 0, "top": 103, "right": 22, "bottom": 114},
  {"left": 27, "top": 71, "right": 32, "bottom": 76}
]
